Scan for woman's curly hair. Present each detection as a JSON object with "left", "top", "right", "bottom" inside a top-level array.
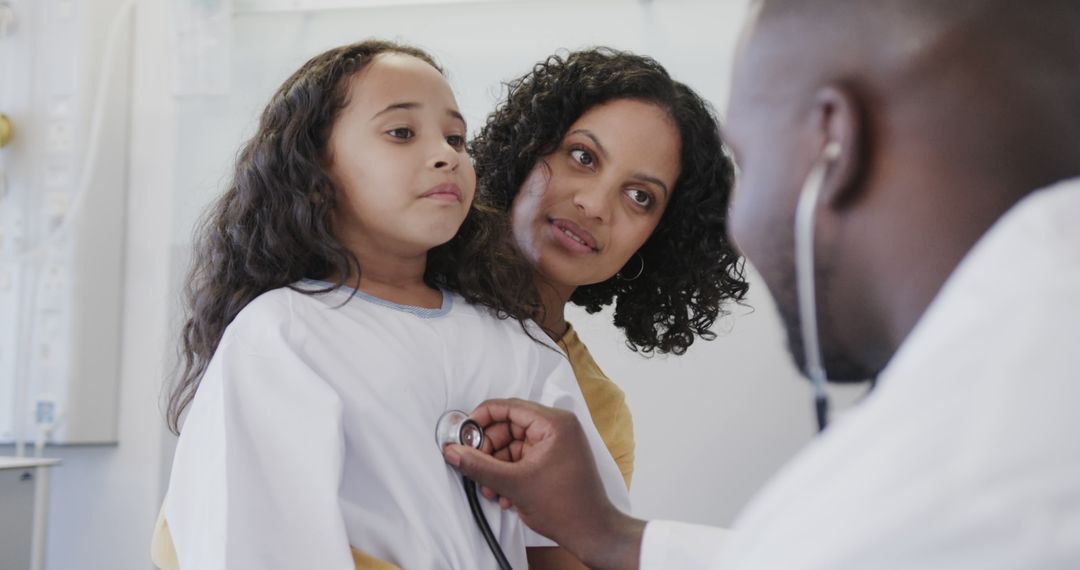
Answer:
[
  {"left": 470, "top": 47, "right": 748, "bottom": 356},
  {"left": 167, "top": 40, "right": 539, "bottom": 434}
]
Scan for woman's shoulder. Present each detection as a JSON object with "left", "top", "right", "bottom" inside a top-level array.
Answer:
[
  {"left": 559, "top": 323, "right": 635, "bottom": 488},
  {"left": 558, "top": 326, "right": 621, "bottom": 391}
]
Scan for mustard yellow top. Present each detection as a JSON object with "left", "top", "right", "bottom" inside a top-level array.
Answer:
[
  {"left": 557, "top": 324, "right": 636, "bottom": 489},
  {"left": 151, "top": 322, "right": 635, "bottom": 569}
]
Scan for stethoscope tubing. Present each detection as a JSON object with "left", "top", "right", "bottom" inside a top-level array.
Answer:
[
  {"left": 438, "top": 410, "right": 514, "bottom": 568},
  {"left": 796, "top": 143, "right": 841, "bottom": 433},
  {"left": 463, "top": 476, "right": 513, "bottom": 570}
]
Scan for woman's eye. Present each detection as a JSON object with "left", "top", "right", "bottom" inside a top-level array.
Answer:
[
  {"left": 570, "top": 148, "right": 595, "bottom": 167},
  {"left": 446, "top": 134, "right": 465, "bottom": 149},
  {"left": 626, "top": 188, "right": 654, "bottom": 208},
  {"left": 387, "top": 127, "right": 414, "bottom": 140}
]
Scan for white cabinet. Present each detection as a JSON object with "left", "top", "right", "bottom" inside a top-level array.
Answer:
[{"left": 0, "top": 457, "right": 59, "bottom": 570}]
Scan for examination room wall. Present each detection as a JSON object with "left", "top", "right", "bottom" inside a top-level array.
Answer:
[{"left": 6, "top": 2, "right": 866, "bottom": 569}]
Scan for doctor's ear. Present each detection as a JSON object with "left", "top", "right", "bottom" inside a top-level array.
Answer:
[{"left": 812, "top": 84, "right": 866, "bottom": 208}]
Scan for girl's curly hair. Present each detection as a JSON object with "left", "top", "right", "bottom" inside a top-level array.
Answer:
[
  {"left": 167, "top": 40, "right": 539, "bottom": 434},
  {"left": 470, "top": 47, "right": 748, "bottom": 356}
]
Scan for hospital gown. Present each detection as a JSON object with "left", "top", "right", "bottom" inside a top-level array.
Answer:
[{"left": 160, "top": 281, "right": 630, "bottom": 570}]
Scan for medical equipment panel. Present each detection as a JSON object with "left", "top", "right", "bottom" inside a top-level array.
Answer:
[{"left": 0, "top": 0, "right": 130, "bottom": 446}]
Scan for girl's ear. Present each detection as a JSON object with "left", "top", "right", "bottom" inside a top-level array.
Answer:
[{"left": 812, "top": 84, "right": 866, "bottom": 210}]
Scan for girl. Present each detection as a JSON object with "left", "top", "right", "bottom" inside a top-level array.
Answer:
[
  {"left": 471, "top": 48, "right": 748, "bottom": 567},
  {"left": 152, "top": 40, "right": 628, "bottom": 570}
]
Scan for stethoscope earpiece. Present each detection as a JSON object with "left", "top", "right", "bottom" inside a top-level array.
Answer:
[{"left": 823, "top": 141, "right": 842, "bottom": 161}]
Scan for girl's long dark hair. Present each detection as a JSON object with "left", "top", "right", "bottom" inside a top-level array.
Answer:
[
  {"left": 168, "top": 40, "right": 539, "bottom": 434},
  {"left": 470, "top": 48, "right": 749, "bottom": 356}
]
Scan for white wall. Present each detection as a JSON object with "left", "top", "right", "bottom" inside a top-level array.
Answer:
[
  {"left": 29, "top": 1, "right": 179, "bottom": 569},
  {"left": 14, "top": 2, "right": 874, "bottom": 569}
]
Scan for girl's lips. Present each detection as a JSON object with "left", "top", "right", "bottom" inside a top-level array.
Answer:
[
  {"left": 550, "top": 218, "right": 598, "bottom": 253},
  {"left": 421, "top": 183, "right": 462, "bottom": 202}
]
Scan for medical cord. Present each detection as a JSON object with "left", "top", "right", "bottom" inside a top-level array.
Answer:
[
  {"left": 463, "top": 476, "right": 513, "bottom": 570},
  {"left": 814, "top": 393, "right": 829, "bottom": 433},
  {"left": 795, "top": 142, "right": 841, "bottom": 434}
]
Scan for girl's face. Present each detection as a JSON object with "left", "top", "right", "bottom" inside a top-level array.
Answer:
[
  {"left": 327, "top": 53, "right": 475, "bottom": 258},
  {"left": 510, "top": 99, "right": 682, "bottom": 290}
]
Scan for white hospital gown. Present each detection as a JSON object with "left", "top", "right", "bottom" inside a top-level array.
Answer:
[{"left": 163, "top": 282, "right": 630, "bottom": 570}]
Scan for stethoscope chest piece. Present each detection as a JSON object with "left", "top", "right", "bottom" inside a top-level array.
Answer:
[
  {"left": 436, "top": 409, "right": 511, "bottom": 569},
  {"left": 435, "top": 409, "right": 484, "bottom": 450}
]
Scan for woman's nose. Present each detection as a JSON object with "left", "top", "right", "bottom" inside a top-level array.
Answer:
[{"left": 572, "top": 181, "right": 614, "bottom": 222}]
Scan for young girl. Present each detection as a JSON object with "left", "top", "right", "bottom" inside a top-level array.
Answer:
[{"left": 151, "top": 40, "right": 628, "bottom": 570}]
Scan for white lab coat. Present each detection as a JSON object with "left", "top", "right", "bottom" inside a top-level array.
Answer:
[
  {"left": 641, "top": 178, "right": 1080, "bottom": 569},
  {"left": 164, "top": 283, "right": 630, "bottom": 570}
]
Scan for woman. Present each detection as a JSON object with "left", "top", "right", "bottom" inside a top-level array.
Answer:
[{"left": 471, "top": 47, "right": 748, "bottom": 568}]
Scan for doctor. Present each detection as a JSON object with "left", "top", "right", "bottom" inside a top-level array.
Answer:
[{"left": 444, "top": 0, "right": 1080, "bottom": 567}]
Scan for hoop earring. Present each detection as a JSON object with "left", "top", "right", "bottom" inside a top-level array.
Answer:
[{"left": 617, "top": 253, "right": 644, "bottom": 281}]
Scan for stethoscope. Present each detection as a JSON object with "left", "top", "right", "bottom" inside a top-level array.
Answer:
[
  {"left": 436, "top": 410, "right": 513, "bottom": 570},
  {"left": 795, "top": 140, "right": 842, "bottom": 433}
]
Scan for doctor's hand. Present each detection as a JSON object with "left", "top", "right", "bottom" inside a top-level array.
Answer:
[{"left": 442, "top": 398, "right": 646, "bottom": 570}]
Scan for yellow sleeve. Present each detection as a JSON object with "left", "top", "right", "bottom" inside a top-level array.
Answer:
[
  {"left": 349, "top": 547, "right": 403, "bottom": 569},
  {"left": 151, "top": 504, "right": 179, "bottom": 570},
  {"left": 152, "top": 504, "right": 401, "bottom": 570},
  {"left": 558, "top": 325, "right": 636, "bottom": 489}
]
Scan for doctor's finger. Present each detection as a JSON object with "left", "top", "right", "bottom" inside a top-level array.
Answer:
[
  {"left": 482, "top": 421, "right": 517, "bottom": 450},
  {"left": 508, "top": 440, "right": 525, "bottom": 462},
  {"left": 494, "top": 446, "right": 513, "bottom": 462},
  {"left": 470, "top": 398, "right": 557, "bottom": 439},
  {"left": 490, "top": 440, "right": 525, "bottom": 463},
  {"left": 484, "top": 424, "right": 530, "bottom": 459},
  {"left": 478, "top": 429, "right": 496, "bottom": 456},
  {"left": 473, "top": 399, "right": 569, "bottom": 451},
  {"left": 444, "top": 444, "right": 523, "bottom": 498}
]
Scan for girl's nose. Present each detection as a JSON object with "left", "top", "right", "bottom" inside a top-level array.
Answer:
[{"left": 431, "top": 140, "right": 459, "bottom": 171}]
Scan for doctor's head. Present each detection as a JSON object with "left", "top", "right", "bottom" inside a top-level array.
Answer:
[
  {"left": 724, "top": 0, "right": 1080, "bottom": 381},
  {"left": 471, "top": 48, "right": 748, "bottom": 355}
]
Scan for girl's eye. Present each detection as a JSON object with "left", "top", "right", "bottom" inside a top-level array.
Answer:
[
  {"left": 570, "top": 148, "right": 595, "bottom": 167},
  {"left": 625, "top": 188, "right": 654, "bottom": 209},
  {"left": 387, "top": 127, "right": 414, "bottom": 140},
  {"left": 446, "top": 134, "right": 465, "bottom": 149}
]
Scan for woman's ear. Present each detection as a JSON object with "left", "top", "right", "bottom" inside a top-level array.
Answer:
[{"left": 812, "top": 84, "right": 866, "bottom": 209}]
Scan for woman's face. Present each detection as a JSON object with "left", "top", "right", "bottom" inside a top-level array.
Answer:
[{"left": 511, "top": 98, "right": 682, "bottom": 290}]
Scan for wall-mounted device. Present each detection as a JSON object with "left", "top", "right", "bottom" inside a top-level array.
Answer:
[{"left": 0, "top": 0, "right": 132, "bottom": 448}]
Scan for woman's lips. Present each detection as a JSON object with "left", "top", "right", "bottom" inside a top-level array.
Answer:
[
  {"left": 550, "top": 218, "right": 598, "bottom": 253},
  {"left": 421, "top": 183, "right": 462, "bottom": 202}
]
